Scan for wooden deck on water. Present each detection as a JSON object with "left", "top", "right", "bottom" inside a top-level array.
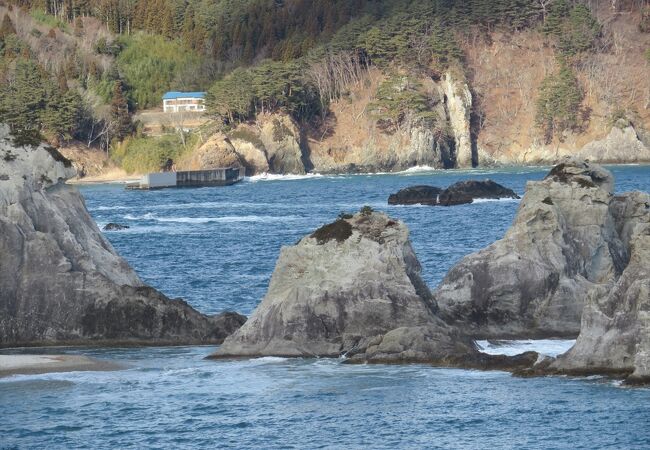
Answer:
[{"left": 126, "top": 167, "right": 245, "bottom": 190}]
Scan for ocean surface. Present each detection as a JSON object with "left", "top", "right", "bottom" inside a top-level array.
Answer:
[{"left": 2, "top": 165, "right": 650, "bottom": 449}]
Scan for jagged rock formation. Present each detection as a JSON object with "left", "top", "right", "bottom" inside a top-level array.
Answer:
[
  {"left": 547, "top": 191, "right": 650, "bottom": 383},
  {"left": 575, "top": 125, "right": 650, "bottom": 164},
  {"left": 227, "top": 113, "right": 307, "bottom": 174},
  {"left": 434, "top": 158, "right": 626, "bottom": 339},
  {"left": 184, "top": 113, "right": 307, "bottom": 175},
  {"left": 388, "top": 180, "right": 518, "bottom": 206},
  {"left": 508, "top": 125, "right": 650, "bottom": 166},
  {"left": 211, "top": 211, "right": 477, "bottom": 363},
  {"left": 184, "top": 133, "right": 245, "bottom": 170},
  {"left": 0, "top": 126, "right": 245, "bottom": 347},
  {"left": 441, "top": 73, "right": 474, "bottom": 168}
]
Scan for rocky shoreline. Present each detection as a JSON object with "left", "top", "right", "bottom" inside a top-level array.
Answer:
[
  {"left": 210, "top": 158, "right": 650, "bottom": 385},
  {"left": 2, "top": 122, "right": 649, "bottom": 384},
  {"left": 0, "top": 125, "right": 245, "bottom": 348}
]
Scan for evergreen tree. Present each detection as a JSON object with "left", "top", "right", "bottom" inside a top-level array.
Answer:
[
  {"left": 0, "top": 13, "right": 16, "bottom": 54},
  {"left": 0, "top": 58, "right": 46, "bottom": 146},
  {"left": 0, "top": 14, "right": 16, "bottom": 39},
  {"left": 535, "top": 59, "right": 583, "bottom": 143},
  {"left": 110, "top": 80, "right": 133, "bottom": 140}
]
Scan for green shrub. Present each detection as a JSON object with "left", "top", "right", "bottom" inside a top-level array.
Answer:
[
  {"left": 110, "top": 134, "right": 196, "bottom": 174},
  {"left": 30, "top": 9, "right": 68, "bottom": 32},
  {"left": 360, "top": 205, "right": 374, "bottom": 216}
]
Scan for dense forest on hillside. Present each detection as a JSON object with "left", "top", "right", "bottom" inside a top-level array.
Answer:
[{"left": 0, "top": 0, "right": 648, "bottom": 167}]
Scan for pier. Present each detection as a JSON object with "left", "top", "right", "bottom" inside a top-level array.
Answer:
[{"left": 126, "top": 167, "right": 245, "bottom": 190}]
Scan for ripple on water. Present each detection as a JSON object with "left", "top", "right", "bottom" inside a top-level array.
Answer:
[{"left": 3, "top": 167, "right": 650, "bottom": 448}]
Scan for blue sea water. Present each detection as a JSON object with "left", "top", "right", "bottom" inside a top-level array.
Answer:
[{"left": 2, "top": 165, "right": 650, "bottom": 449}]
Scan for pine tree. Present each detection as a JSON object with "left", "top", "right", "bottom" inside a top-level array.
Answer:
[
  {"left": 535, "top": 59, "right": 583, "bottom": 143},
  {"left": 0, "top": 13, "right": 16, "bottom": 50},
  {"left": 110, "top": 80, "right": 133, "bottom": 141},
  {"left": 0, "top": 58, "right": 47, "bottom": 146}
]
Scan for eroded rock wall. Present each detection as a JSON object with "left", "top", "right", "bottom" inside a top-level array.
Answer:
[
  {"left": 0, "top": 125, "right": 245, "bottom": 346},
  {"left": 434, "top": 158, "right": 625, "bottom": 339}
]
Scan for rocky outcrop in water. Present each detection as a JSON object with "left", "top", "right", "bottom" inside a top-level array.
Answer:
[
  {"left": 210, "top": 210, "right": 477, "bottom": 363},
  {"left": 0, "top": 126, "right": 245, "bottom": 347},
  {"left": 388, "top": 185, "right": 444, "bottom": 205},
  {"left": 388, "top": 180, "right": 519, "bottom": 206},
  {"left": 434, "top": 158, "right": 626, "bottom": 339},
  {"left": 545, "top": 191, "right": 650, "bottom": 383},
  {"left": 103, "top": 223, "right": 130, "bottom": 231}
]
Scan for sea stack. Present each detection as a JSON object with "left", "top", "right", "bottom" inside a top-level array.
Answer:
[
  {"left": 211, "top": 209, "right": 477, "bottom": 363},
  {"left": 0, "top": 125, "right": 245, "bottom": 347},
  {"left": 548, "top": 191, "right": 650, "bottom": 384},
  {"left": 434, "top": 158, "right": 626, "bottom": 339}
]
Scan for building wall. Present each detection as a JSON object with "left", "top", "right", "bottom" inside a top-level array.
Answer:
[{"left": 163, "top": 98, "right": 206, "bottom": 113}]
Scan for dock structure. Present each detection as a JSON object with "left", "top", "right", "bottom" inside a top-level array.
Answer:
[{"left": 126, "top": 167, "right": 245, "bottom": 190}]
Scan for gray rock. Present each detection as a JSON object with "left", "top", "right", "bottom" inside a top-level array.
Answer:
[
  {"left": 210, "top": 210, "right": 477, "bottom": 363},
  {"left": 387, "top": 185, "right": 444, "bottom": 205},
  {"left": 259, "top": 114, "right": 306, "bottom": 174},
  {"left": 103, "top": 223, "right": 130, "bottom": 231},
  {"left": 548, "top": 192, "right": 650, "bottom": 383},
  {"left": 576, "top": 126, "right": 650, "bottom": 164},
  {"left": 0, "top": 126, "right": 245, "bottom": 347},
  {"left": 441, "top": 72, "right": 474, "bottom": 168},
  {"left": 388, "top": 180, "right": 518, "bottom": 206},
  {"left": 434, "top": 158, "right": 624, "bottom": 339}
]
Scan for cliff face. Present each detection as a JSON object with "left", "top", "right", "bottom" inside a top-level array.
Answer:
[
  {"left": 549, "top": 191, "right": 650, "bottom": 382},
  {"left": 442, "top": 72, "right": 474, "bottom": 167},
  {"left": 307, "top": 69, "right": 471, "bottom": 173},
  {"left": 434, "top": 159, "right": 625, "bottom": 339},
  {"left": 465, "top": 7, "right": 650, "bottom": 166},
  {"left": 0, "top": 125, "right": 245, "bottom": 346}
]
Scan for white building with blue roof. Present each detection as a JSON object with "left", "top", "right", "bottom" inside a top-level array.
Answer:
[{"left": 162, "top": 91, "right": 206, "bottom": 113}]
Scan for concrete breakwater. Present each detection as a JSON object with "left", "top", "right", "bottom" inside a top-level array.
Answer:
[{"left": 127, "top": 167, "right": 245, "bottom": 190}]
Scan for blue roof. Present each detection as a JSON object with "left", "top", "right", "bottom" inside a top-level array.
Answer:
[{"left": 163, "top": 91, "right": 206, "bottom": 100}]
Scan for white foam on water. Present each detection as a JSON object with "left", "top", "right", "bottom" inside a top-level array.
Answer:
[
  {"left": 123, "top": 213, "right": 157, "bottom": 220},
  {"left": 154, "top": 215, "right": 298, "bottom": 224},
  {"left": 399, "top": 165, "right": 438, "bottom": 174},
  {"left": 471, "top": 197, "right": 521, "bottom": 204},
  {"left": 251, "top": 356, "right": 290, "bottom": 363},
  {"left": 475, "top": 339, "right": 575, "bottom": 357},
  {"left": 246, "top": 173, "right": 324, "bottom": 182},
  {"left": 90, "top": 205, "right": 131, "bottom": 211}
]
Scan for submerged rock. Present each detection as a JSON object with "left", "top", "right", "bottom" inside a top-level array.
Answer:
[
  {"left": 434, "top": 158, "right": 625, "bottom": 339},
  {"left": 0, "top": 125, "right": 245, "bottom": 347},
  {"left": 210, "top": 210, "right": 477, "bottom": 363},
  {"left": 388, "top": 180, "right": 518, "bottom": 206},
  {"left": 103, "top": 223, "right": 130, "bottom": 231}
]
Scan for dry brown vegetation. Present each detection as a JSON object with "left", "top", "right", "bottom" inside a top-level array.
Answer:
[{"left": 463, "top": 3, "right": 650, "bottom": 160}]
